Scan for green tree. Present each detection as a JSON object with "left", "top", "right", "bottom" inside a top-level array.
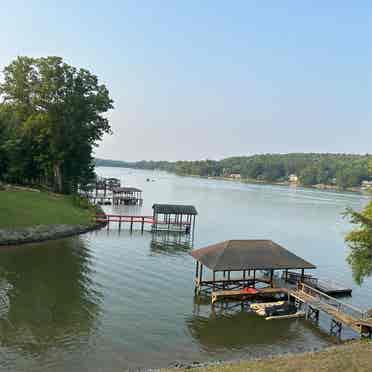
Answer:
[
  {"left": 299, "top": 165, "right": 318, "bottom": 185},
  {"left": 0, "top": 56, "right": 113, "bottom": 193},
  {"left": 344, "top": 203, "right": 372, "bottom": 284}
]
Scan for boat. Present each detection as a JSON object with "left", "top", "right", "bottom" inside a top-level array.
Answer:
[{"left": 266, "top": 311, "right": 305, "bottom": 320}]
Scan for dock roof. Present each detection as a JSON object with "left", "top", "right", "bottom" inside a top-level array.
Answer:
[
  {"left": 112, "top": 187, "right": 142, "bottom": 193},
  {"left": 152, "top": 203, "right": 198, "bottom": 215},
  {"left": 190, "top": 240, "right": 316, "bottom": 271}
]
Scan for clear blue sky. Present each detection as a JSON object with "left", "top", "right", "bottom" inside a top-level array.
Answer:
[{"left": 1, "top": 1, "right": 371, "bottom": 160}]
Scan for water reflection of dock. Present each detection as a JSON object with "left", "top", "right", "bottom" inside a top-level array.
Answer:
[{"left": 150, "top": 231, "right": 194, "bottom": 254}]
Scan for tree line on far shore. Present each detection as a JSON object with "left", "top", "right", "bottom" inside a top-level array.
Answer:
[
  {"left": 0, "top": 56, "right": 113, "bottom": 194},
  {"left": 96, "top": 153, "right": 372, "bottom": 189}
]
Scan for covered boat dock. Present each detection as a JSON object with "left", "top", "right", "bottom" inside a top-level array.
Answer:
[
  {"left": 112, "top": 187, "right": 143, "bottom": 205},
  {"left": 190, "top": 239, "right": 316, "bottom": 296},
  {"left": 152, "top": 204, "right": 197, "bottom": 234}
]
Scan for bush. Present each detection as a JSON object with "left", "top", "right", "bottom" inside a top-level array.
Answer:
[{"left": 71, "top": 195, "right": 92, "bottom": 210}]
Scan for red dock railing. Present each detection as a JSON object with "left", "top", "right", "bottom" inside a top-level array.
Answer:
[{"left": 96, "top": 214, "right": 154, "bottom": 232}]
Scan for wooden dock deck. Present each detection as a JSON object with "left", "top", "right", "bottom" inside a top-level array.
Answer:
[
  {"left": 315, "top": 279, "right": 352, "bottom": 296},
  {"left": 285, "top": 271, "right": 352, "bottom": 296},
  {"left": 96, "top": 214, "right": 154, "bottom": 232},
  {"left": 211, "top": 287, "right": 288, "bottom": 304}
]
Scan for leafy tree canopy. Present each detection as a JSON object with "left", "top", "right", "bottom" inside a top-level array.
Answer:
[
  {"left": 0, "top": 56, "right": 113, "bottom": 193},
  {"left": 344, "top": 202, "right": 372, "bottom": 284}
]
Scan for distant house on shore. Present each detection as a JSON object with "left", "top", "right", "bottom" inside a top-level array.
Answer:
[
  {"left": 228, "top": 173, "right": 241, "bottom": 180},
  {"left": 289, "top": 174, "right": 299, "bottom": 183},
  {"left": 361, "top": 180, "right": 372, "bottom": 189}
]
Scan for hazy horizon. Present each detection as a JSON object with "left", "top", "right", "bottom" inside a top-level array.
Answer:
[
  {"left": 96, "top": 150, "right": 371, "bottom": 163},
  {"left": 2, "top": 2, "right": 371, "bottom": 161}
]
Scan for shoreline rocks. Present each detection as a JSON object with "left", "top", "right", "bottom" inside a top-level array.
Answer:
[{"left": 0, "top": 222, "right": 105, "bottom": 246}]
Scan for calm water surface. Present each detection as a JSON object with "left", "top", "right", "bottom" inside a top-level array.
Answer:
[{"left": 0, "top": 167, "right": 371, "bottom": 371}]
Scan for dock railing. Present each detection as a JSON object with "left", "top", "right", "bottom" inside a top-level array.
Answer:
[{"left": 297, "top": 282, "right": 367, "bottom": 320}]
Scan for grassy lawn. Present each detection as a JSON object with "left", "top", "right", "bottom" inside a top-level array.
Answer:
[
  {"left": 179, "top": 341, "right": 372, "bottom": 372},
  {"left": 0, "top": 190, "right": 93, "bottom": 229}
]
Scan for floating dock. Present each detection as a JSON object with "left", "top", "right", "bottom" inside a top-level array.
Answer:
[{"left": 285, "top": 271, "right": 352, "bottom": 297}]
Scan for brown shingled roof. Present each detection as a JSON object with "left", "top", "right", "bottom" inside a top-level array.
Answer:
[
  {"left": 190, "top": 240, "right": 316, "bottom": 271},
  {"left": 112, "top": 187, "right": 142, "bottom": 193}
]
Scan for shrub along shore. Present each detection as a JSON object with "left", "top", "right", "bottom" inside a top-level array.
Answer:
[{"left": 0, "top": 187, "right": 103, "bottom": 245}]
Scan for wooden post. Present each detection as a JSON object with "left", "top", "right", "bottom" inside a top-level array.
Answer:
[
  {"left": 243, "top": 270, "right": 246, "bottom": 286},
  {"left": 285, "top": 269, "right": 288, "bottom": 283},
  {"left": 194, "top": 261, "right": 200, "bottom": 294},
  {"left": 141, "top": 217, "right": 144, "bottom": 233},
  {"left": 227, "top": 271, "right": 231, "bottom": 281},
  {"left": 200, "top": 264, "right": 203, "bottom": 282},
  {"left": 270, "top": 269, "right": 274, "bottom": 288},
  {"left": 301, "top": 269, "right": 305, "bottom": 283},
  {"left": 253, "top": 270, "right": 256, "bottom": 287},
  {"left": 213, "top": 271, "right": 216, "bottom": 291},
  {"left": 130, "top": 216, "right": 133, "bottom": 232},
  {"left": 118, "top": 216, "right": 122, "bottom": 231}
]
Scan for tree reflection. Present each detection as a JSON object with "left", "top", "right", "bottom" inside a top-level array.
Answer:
[{"left": 0, "top": 237, "right": 102, "bottom": 355}]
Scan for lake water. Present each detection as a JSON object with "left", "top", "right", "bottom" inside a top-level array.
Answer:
[{"left": 0, "top": 167, "right": 371, "bottom": 371}]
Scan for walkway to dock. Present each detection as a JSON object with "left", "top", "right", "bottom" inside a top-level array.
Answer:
[
  {"left": 95, "top": 213, "right": 193, "bottom": 233},
  {"left": 96, "top": 214, "right": 154, "bottom": 232},
  {"left": 289, "top": 282, "right": 372, "bottom": 337}
]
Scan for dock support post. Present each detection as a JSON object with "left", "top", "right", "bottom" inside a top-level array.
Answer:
[
  {"left": 330, "top": 319, "right": 342, "bottom": 338},
  {"left": 307, "top": 305, "right": 319, "bottom": 323},
  {"left": 213, "top": 271, "right": 216, "bottom": 291},
  {"left": 141, "top": 217, "right": 144, "bottom": 233},
  {"left": 253, "top": 270, "right": 256, "bottom": 288},
  {"left": 270, "top": 269, "right": 274, "bottom": 288},
  {"left": 118, "top": 216, "right": 122, "bottom": 231},
  {"left": 194, "top": 261, "right": 199, "bottom": 294},
  {"left": 285, "top": 269, "right": 288, "bottom": 283},
  {"left": 130, "top": 217, "right": 133, "bottom": 232}
]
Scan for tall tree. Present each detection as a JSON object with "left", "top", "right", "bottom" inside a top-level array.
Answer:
[
  {"left": 0, "top": 56, "right": 113, "bottom": 193},
  {"left": 344, "top": 203, "right": 372, "bottom": 284}
]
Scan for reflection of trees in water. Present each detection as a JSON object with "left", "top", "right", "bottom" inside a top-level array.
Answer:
[{"left": 0, "top": 237, "right": 103, "bottom": 355}]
